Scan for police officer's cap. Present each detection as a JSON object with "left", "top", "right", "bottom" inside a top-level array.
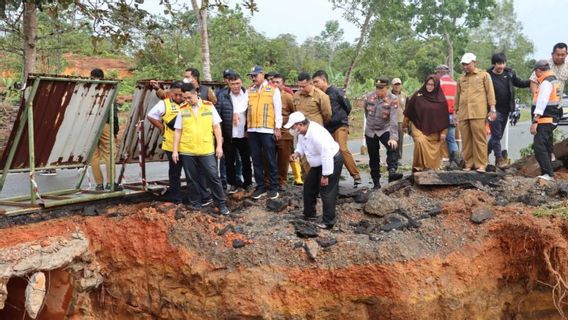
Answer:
[{"left": 375, "top": 77, "right": 389, "bottom": 87}]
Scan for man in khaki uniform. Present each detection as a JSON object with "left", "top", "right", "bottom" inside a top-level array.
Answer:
[
  {"left": 454, "top": 53, "right": 496, "bottom": 172},
  {"left": 272, "top": 73, "right": 297, "bottom": 189},
  {"left": 293, "top": 72, "right": 332, "bottom": 125}
]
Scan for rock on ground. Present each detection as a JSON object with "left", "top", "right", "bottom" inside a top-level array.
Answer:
[
  {"left": 25, "top": 271, "right": 46, "bottom": 319},
  {"left": 364, "top": 191, "right": 399, "bottom": 217}
]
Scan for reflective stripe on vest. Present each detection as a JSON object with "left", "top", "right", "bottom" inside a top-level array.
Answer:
[
  {"left": 247, "top": 84, "right": 276, "bottom": 129},
  {"left": 533, "top": 71, "right": 561, "bottom": 107},
  {"left": 162, "top": 98, "right": 182, "bottom": 152},
  {"left": 178, "top": 102, "right": 215, "bottom": 156},
  {"left": 537, "top": 117, "right": 554, "bottom": 124}
]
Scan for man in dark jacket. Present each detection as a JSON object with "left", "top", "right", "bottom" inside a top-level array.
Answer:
[
  {"left": 487, "top": 53, "right": 530, "bottom": 168},
  {"left": 312, "top": 70, "right": 361, "bottom": 187},
  {"left": 214, "top": 73, "right": 252, "bottom": 193}
]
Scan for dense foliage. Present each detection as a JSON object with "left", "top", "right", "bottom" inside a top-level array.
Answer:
[{"left": 0, "top": 0, "right": 535, "bottom": 102}]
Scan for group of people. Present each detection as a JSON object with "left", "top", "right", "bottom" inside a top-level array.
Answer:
[
  {"left": 145, "top": 67, "right": 357, "bottom": 228},
  {"left": 390, "top": 42, "right": 567, "bottom": 183},
  {"left": 110, "top": 42, "right": 566, "bottom": 228}
]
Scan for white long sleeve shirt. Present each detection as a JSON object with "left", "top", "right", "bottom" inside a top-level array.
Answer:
[
  {"left": 534, "top": 80, "right": 553, "bottom": 116},
  {"left": 295, "top": 121, "right": 340, "bottom": 176},
  {"left": 230, "top": 91, "right": 248, "bottom": 138}
]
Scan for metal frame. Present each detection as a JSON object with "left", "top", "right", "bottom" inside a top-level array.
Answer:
[{"left": 0, "top": 75, "right": 125, "bottom": 210}]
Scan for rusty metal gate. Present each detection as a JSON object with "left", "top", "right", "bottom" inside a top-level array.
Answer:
[{"left": 0, "top": 75, "right": 123, "bottom": 208}]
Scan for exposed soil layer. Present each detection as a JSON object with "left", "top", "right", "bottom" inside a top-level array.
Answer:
[{"left": 2, "top": 173, "right": 568, "bottom": 319}]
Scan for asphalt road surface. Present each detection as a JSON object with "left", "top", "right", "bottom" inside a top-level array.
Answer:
[{"left": 1, "top": 121, "right": 566, "bottom": 198}]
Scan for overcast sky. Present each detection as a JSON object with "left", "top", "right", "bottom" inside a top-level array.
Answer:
[{"left": 227, "top": 0, "right": 565, "bottom": 60}]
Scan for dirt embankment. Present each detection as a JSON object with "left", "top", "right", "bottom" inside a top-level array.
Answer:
[{"left": 2, "top": 173, "right": 568, "bottom": 319}]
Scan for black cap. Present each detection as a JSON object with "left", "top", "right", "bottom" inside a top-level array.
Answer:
[
  {"left": 223, "top": 69, "right": 236, "bottom": 78},
  {"left": 375, "top": 77, "right": 389, "bottom": 87}
]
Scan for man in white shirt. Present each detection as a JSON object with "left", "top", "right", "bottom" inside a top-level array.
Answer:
[
  {"left": 286, "top": 112, "right": 343, "bottom": 229},
  {"left": 530, "top": 60, "right": 562, "bottom": 182},
  {"left": 217, "top": 73, "right": 253, "bottom": 193}
]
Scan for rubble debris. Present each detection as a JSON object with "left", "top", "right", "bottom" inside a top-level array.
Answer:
[
  {"left": 232, "top": 239, "right": 246, "bottom": 249},
  {"left": 174, "top": 207, "right": 184, "bottom": 220},
  {"left": 364, "top": 191, "right": 399, "bottom": 217},
  {"left": 291, "top": 220, "right": 319, "bottom": 238},
  {"left": 25, "top": 272, "right": 46, "bottom": 319},
  {"left": 513, "top": 137, "right": 568, "bottom": 177},
  {"left": 382, "top": 177, "right": 413, "bottom": 195},
  {"left": 267, "top": 199, "right": 287, "bottom": 212},
  {"left": 558, "top": 182, "right": 568, "bottom": 197},
  {"left": 413, "top": 171, "right": 502, "bottom": 187},
  {"left": 316, "top": 237, "right": 337, "bottom": 248},
  {"left": 351, "top": 220, "right": 374, "bottom": 234},
  {"left": 82, "top": 206, "right": 99, "bottom": 216},
  {"left": 353, "top": 190, "right": 370, "bottom": 203},
  {"left": 381, "top": 214, "right": 409, "bottom": 232},
  {"left": 304, "top": 239, "right": 319, "bottom": 260},
  {"left": 217, "top": 224, "right": 235, "bottom": 236},
  {"left": 470, "top": 206, "right": 495, "bottom": 224}
]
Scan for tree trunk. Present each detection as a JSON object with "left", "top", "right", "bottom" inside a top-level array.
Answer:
[
  {"left": 343, "top": 9, "right": 372, "bottom": 91},
  {"left": 191, "top": 0, "right": 212, "bottom": 81},
  {"left": 444, "top": 30, "right": 454, "bottom": 79},
  {"left": 23, "top": 1, "right": 37, "bottom": 81}
]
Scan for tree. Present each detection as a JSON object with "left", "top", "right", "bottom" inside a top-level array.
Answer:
[
  {"left": 313, "top": 20, "right": 344, "bottom": 67},
  {"left": 407, "top": 0, "right": 497, "bottom": 76},
  {"left": 330, "top": 0, "right": 405, "bottom": 91},
  {"left": 1, "top": 0, "right": 152, "bottom": 80},
  {"left": 467, "top": 0, "right": 534, "bottom": 101}
]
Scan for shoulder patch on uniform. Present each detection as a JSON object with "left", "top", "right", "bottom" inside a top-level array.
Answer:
[{"left": 202, "top": 100, "right": 213, "bottom": 105}]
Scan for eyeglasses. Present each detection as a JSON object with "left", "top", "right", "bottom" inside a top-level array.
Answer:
[{"left": 249, "top": 74, "right": 257, "bottom": 79}]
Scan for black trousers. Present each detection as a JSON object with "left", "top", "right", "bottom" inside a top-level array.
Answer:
[
  {"left": 365, "top": 133, "right": 399, "bottom": 186},
  {"left": 533, "top": 123, "right": 555, "bottom": 176},
  {"left": 303, "top": 153, "right": 343, "bottom": 226},
  {"left": 223, "top": 137, "right": 252, "bottom": 188}
]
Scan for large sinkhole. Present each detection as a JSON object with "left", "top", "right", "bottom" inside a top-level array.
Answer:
[{"left": 0, "top": 269, "right": 73, "bottom": 320}]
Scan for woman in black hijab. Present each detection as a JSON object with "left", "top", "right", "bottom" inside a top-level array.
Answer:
[{"left": 404, "top": 75, "right": 450, "bottom": 171}]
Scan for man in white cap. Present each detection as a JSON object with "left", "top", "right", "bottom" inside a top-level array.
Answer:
[
  {"left": 454, "top": 52, "right": 496, "bottom": 173},
  {"left": 286, "top": 111, "right": 343, "bottom": 229},
  {"left": 531, "top": 60, "right": 562, "bottom": 181}
]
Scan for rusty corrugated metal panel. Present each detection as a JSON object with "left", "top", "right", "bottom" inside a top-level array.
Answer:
[
  {"left": 0, "top": 75, "right": 119, "bottom": 170},
  {"left": 119, "top": 80, "right": 169, "bottom": 162}
]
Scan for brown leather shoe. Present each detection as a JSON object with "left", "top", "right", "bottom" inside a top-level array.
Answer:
[{"left": 496, "top": 157, "right": 508, "bottom": 169}]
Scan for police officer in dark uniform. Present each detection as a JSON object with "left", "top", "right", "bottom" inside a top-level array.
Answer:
[{"left": 364, "top": 77, "right": 403, "bottom": 189}]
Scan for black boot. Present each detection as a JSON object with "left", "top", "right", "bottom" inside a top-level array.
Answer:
[
  {"left": 388, "top": 168, "right": 403, "bottom": 182},
  {"left": 448, "top": 151, "right": 459, "bottom": 170}
]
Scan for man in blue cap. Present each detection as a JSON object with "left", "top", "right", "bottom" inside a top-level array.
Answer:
[{"left": 247, "top": 65, "right": 283, "bottom": 200}]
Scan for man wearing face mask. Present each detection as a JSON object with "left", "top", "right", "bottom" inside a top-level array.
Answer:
[
  {"left": 364, "top": 77, "right": 402, "bottom": 189},
  {"left": 287, "top": 111, "right": 343, "bottom": 230}
]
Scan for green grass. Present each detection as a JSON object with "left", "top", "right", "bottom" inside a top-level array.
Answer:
[{"left": 533, "top": 202, "right": 568, "bottom": 219}]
